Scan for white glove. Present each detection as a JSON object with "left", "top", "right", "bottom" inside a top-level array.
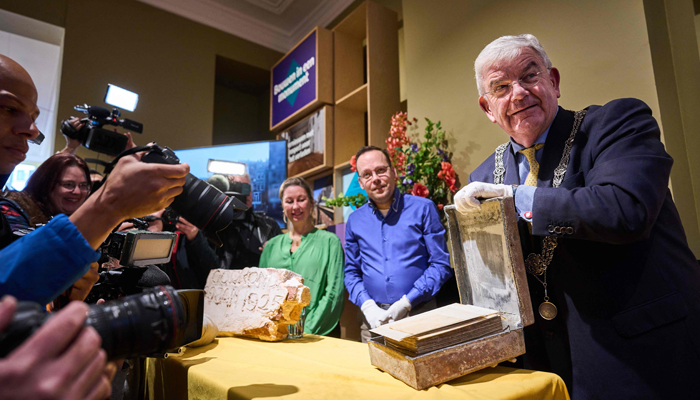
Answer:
[
  {"left": 382, "top": 295, "right": 412, "bottom": 324},
  {"left": 361, "top": 299, "right": 388, "bottom": 329},
  {"left": 454, "top": 182, "right": 513, "bottom": 213}
]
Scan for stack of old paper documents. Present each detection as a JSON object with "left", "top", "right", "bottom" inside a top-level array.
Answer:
[{"left": 370, "top": 304, "right": 504, "bottom": 357}]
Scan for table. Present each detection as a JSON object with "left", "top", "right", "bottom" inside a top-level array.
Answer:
[{"left": 146, "top": 335, "right": 570, "bottom": 400}]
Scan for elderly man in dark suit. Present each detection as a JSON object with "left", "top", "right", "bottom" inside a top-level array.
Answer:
[{"left": 455, "top": 34, "right": 700, "bottom": 399}]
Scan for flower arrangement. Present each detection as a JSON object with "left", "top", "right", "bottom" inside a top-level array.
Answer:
[
  {"left": 387, "top": 112, "right": 460, "bottom": 211},
  {"left": 326, "top": 112, "right": 460, "bottom": 213}
]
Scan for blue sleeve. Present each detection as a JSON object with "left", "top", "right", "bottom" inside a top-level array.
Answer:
[
  {"left": 515, "top": 185, "right": 537, "bottom": 222},
  {"left": 0, "top": 214, "right": 100, "bottom": 304},
  {"left": 343, "top": 216, "right": 371, "bottom": 307},
  {"left": 406, "top": 202, "right": 454, "bottom": 306}
]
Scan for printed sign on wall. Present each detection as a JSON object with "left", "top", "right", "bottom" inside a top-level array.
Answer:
[
  {"left": 272, "top": 30, "right": 316, "bottom": 128},
  {"left": 279, "top": 106, "right": 333, "bottom": 177},
  {"left": 270, "top": 28, "right": 332, "bottom": 132}
]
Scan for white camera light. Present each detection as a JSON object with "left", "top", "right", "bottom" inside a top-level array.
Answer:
[
  {"left": 104, "top": 84, "right": 139, "bottom": 112},
  {"left": 207, "top": 159, "right": 247, "bottom": 176}
]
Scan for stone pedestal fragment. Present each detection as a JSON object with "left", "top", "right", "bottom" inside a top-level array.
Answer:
[{"left": 204, "top": 268, "right": 311, "bottom": 341}]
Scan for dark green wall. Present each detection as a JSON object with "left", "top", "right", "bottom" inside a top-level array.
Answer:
[{"left": 213, "top": 85, "right": 271, "bottom": 146}]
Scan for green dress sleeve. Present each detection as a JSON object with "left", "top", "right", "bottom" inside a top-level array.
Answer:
[{"left": 301, "top": 233, "right": 345, "bottom": 335}]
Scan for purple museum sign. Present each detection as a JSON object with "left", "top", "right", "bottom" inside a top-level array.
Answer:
[{"left": 271, "top": 30, "right": 317, "bottom": 128}]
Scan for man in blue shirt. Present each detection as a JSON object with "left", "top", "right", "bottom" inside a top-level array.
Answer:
[{"left": 345, "top": 146, "right": 453, "bottom": 342}]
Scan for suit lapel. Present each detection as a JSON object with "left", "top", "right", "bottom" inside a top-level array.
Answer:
[{"left": 538, "top": 107, "right": 575, "bottom": 188}]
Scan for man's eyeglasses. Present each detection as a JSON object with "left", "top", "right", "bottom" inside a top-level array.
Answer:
[
  {"left": 29, "top": 131, "right": 45, "bottom": 145},
  {"left": 360, "top": 166, "right": 390, "bottom": 181},
  {"left": 58, "top": 181, "right": 91, "bottom": 192},
  {"left": 483, "top": 69, "right": 549, "bottom": 99}
]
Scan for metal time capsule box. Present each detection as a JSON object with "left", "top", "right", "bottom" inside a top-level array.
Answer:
[{"left": 367, "top": 197, "right": 535, "bottom": 390}]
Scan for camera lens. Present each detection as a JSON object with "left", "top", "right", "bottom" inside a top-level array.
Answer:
[
  {"left": 140, "top": 146, "right": 248, "bottom": 241},
  {"left": 87, "top": 286, "right": 187, "bottom": 360},
  {"left": 0, "top": 286, "right": 203, "bottom": 361}
]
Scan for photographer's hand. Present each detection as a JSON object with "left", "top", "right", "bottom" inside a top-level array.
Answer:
[
  {"left": 124, "top": 131, "right": 136, "bottom": 150},
  {"left": 68, "top": 262, "right": 100, "bottom": 302},
  {"left": 60, "top": 117, "right": 83, "bottom": 155},
  {"left": 0, "top": 296, "right": 116, "bottom": 400},
  {"left": 146, "top": 209, "right": 165, "bottom": 232},
  {"left": 69, "top": 153, "right": 189, "bottom": 248},
  {"left": 176, "top": 217, "right": 199, "bottom": 241}
]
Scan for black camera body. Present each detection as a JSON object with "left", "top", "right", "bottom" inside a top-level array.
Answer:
[
  {"left": 139, "top": 144, "right": 248, "bottom": 246},
  {"left": 86, "top": 229, "right": 177, "bottom": 303},
  {"left": 60, "top": 104, "right": 143, "bottom": 156},
  {"left": 160, "top": 208, "right": 180, "bottom": 232}
]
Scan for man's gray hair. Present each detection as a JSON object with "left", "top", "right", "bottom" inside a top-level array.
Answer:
[{"left": 474, "top": 34, "right": 552, "bottom": 95}]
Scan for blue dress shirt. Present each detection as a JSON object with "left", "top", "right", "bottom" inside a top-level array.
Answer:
[
  {"left": 510, "top": 110, "right": 557, "bottom": 221},
  {"left": 344, "top": 188, "right": 453, "bottom": 307}
]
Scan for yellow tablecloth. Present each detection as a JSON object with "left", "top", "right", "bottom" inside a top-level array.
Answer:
[{"left": 146, "top": 335, "right": 570, "bottom": 400}]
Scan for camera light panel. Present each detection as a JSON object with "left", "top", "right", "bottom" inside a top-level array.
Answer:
[
  {"left": 105, "top": 84, "right": 139, "bottom": 112},
  {"left": 124, "top": 231, "right": 176, "bottom": 266},
  {"left": 207, "top": 159, "right": 247, "bottom": 176}
]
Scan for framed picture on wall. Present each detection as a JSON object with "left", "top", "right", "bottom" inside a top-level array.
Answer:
[
  {"left": 312, "top": 175, "right": 334, "bottom": 227},
  {"left": 278, "top": 105, "right": 334, "bottom": 178}
]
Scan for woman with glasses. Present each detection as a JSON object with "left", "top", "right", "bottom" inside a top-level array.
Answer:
[
  {"left": 0, "top": 153, "right": 97, "bottom": 307},
  {"left": 2, "top": 153, "right": 92, "bottom": 230}
]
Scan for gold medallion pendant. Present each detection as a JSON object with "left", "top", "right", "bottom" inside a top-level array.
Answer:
[{"left": 539, "top": 301, "right": 557, "bottom": 320}]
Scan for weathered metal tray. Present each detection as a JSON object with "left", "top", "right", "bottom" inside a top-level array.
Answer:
[{"left": 368, "top": 197, "right": 534, "bottom": 390}]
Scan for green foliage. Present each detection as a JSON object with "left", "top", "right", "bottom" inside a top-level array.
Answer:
[{"left": 323, "top": 193, "right": 367, "bottom": 208}]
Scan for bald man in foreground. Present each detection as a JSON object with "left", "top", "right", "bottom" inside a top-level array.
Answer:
[{"left": 0, "top": 55, "right": 189, "bottom": 399}]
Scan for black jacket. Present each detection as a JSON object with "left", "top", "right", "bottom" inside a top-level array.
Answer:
[{"left": 470, "top": 99, "right": 700, "bottom": 399}]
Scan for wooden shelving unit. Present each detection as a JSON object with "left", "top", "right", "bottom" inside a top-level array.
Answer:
[{"left": 332, "top": 1, "right": 400, "bottom": 222}]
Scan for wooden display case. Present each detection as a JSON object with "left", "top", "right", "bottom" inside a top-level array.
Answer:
[
  {"left": 332, "top": 1, "right": 400, "bottom": 223},
  {"left": 367, "top": 198, "right": 535, "bottom": 389},
  {"left": 278, "top": 105, "right": 334, "bottom": 179}
]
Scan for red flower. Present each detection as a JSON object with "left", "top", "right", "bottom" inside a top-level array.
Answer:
[
  {"left": 386, "top": 112, "right": 411, "bottom": 173},
  {"left": 411, "top": 182, "right": 429, "bottom": 198},
  {"left": 350, "top": 155, "right": 357, "bottom": 172},
  {"left": 437, "top": 161, "right": 459, "bottom": 193},
  {"left": 437, "top": 204, "right": 444, "bottom": 211}
]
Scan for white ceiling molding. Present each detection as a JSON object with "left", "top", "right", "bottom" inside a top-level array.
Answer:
[
  {"left": 138, "top": 0, "right": 354, "bottom": 53},
  {"left": 288, "top": 0, "right": 354, "bottom": 44},
  {"left": 243, "top": 0, "right": 294, "bottom": 15}
]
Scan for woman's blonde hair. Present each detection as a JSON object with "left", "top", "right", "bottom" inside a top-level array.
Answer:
[{"left": 279, "top": 177, "right": 315, "bottom": 207}]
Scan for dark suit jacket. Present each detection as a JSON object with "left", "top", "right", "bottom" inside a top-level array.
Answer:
[{"left": 470, "top": 99, "right": 700, "bottom": 399}]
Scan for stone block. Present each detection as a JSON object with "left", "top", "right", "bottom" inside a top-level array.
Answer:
[{"left": 204, "top": 267, "right": 310, "bottom": 341}]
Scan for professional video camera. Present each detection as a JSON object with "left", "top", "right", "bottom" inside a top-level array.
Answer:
[
  {"left": 60, "top": 104, "right": 143, "bottom": 156},
  {"left": 0, "top": 285, "right": 203, "bottom": 361}
]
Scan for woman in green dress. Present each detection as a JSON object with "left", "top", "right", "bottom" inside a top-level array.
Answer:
[{"left": 260, "top": 177, "right": 344, "bottom": 336}]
